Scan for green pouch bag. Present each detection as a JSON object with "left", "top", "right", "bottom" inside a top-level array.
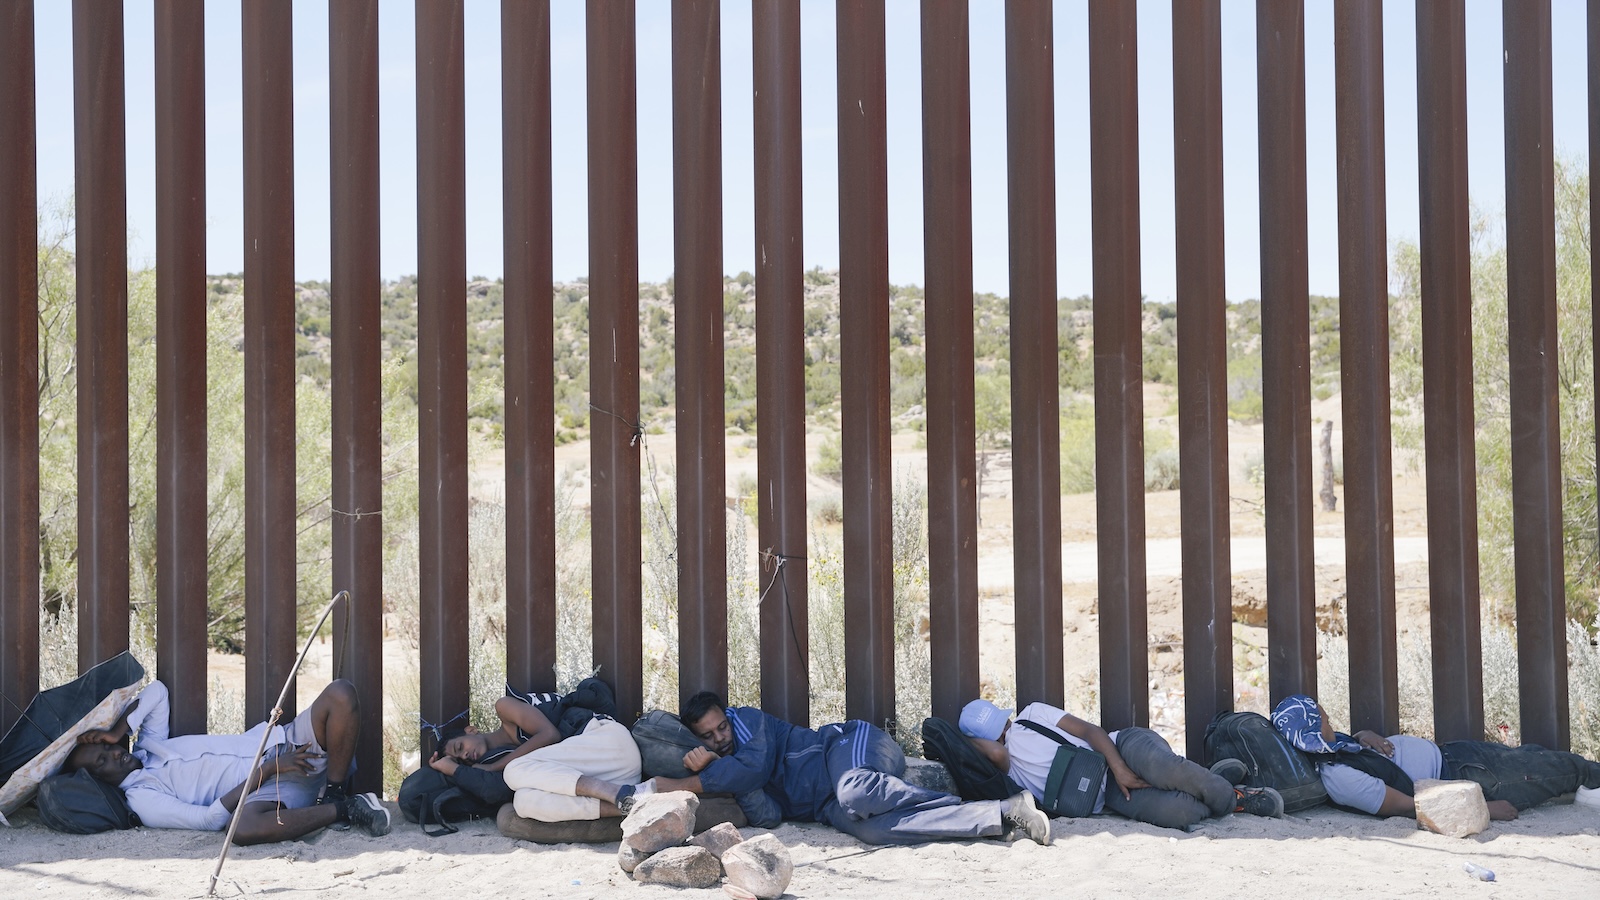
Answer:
[{"left": 1016, "top": 719, "right": 1108, "bottom": 818}]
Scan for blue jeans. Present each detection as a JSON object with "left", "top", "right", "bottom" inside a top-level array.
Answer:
[
  {"left": 1102, "top": 726, "right": 1235, "bottom": 830},
  {"left": 1441, "top": 741, "right": 1600, "bottom": 810}
]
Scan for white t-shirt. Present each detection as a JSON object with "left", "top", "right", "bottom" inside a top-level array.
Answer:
[
  {"left": 1318, "top": 735, "right": 1441, "bottom": 814},
  {"left": 1003, "top": 702, "right": 1117, "bottom": 814}
]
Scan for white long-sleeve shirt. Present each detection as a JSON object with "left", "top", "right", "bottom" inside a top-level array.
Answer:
[{"left": 118, "top": 681, "right": 294, "bottom": 830}]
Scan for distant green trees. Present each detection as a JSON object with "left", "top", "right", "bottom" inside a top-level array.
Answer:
[{"left": 1391, "top": 156, "right": 1596, "bottom": 626}]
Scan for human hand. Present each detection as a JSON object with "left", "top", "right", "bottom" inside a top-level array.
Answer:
[
  {"left": 683, "top": 747, "right": 719, "bottom": 773},
  {"left": 428, "top": 751, "right": 460, "bottom": 777},
  {"left": 1354, "top": 731, "right": 1393, "bottom": 757},
  {"left": 1110, "top": 764, "right": 1151, "bottom": 800},
  {"left": 76, "top": 728, "right": 118, "bottom": 745},
  {"left": 261, "top": 744, "right": 322, "bottom": 779},
  {"left": 1487, "top": 800, "right": 1519, "bottom": 821}
]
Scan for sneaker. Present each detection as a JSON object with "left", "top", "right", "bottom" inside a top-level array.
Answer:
[
  {"left": 1232, "top": 786, "right": 1284, "bottom": 818},
  {"left": 342, "top": 792, "right": 393, "bottom": 837},
  {"left": 616, "top": 778, "right": 657, "bottom": 815},
  {"left": 1001, "top": 791, "right": 1052, "bottom": 846},
  {"left": 1209, "top": 758, "right": 1248, "bottom": 787}
]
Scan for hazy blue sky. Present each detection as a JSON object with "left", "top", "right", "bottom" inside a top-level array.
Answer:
[{"left": 30, "top": 0, "right": 1593, "bottom": 303}]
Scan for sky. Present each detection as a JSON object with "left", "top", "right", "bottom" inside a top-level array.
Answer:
[{"left": 29, "top": 0, "right": 1595, "bottom": 305}]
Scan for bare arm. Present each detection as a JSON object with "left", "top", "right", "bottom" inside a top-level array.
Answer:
[
  {"left": 1376, "top": 785, "right": 1516, "bottom": 822},
  {"left": 1055, "top": 713, "right": 1150, "bottom": 800},
  {"left": 478, "top": 696, "right": 561, "bottom": 772},
  {"left": 970, "top": 736, "right": 1010, "bottom": 772}
]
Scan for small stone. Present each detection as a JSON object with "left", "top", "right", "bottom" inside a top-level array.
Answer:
[
  {"left": 721, "top": 833, "right": 794, "bottom": 899},
  {"left": 617, "top": 842, "right": 652, "bottom": 873},
  {"left": 1415, "top": 779, "right": 1490, "bottom": 838},
  {"left": 723, "top": 885, "right": 759, "bottom": 900},
  {"left": 632, "top": 845, "right": 722, "bottom": 889},
  {"left": 621, "top": 790, "right": 700, "bottom": 854},
  {"left": 689, "top": 821, "right": 745, "bottom": 859},
  {"left": 902, "top": 758, "right": 956, "bottom": 795}
]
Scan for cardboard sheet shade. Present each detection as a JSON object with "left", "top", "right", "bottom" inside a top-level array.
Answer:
[{"left": 0, "top": 651, "right": 145, "bottom": 819}]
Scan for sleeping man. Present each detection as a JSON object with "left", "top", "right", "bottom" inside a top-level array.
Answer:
[
  {"left": 65, "top": 679, "right": 390, "bottom": 844},
  {"left": 1271, "top": 694, "right": 1600, "bottom": 821}
]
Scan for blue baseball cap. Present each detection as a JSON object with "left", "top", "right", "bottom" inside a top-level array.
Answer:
[{"left": 959, "top": 699, "right": 1013, "bottom": 741}]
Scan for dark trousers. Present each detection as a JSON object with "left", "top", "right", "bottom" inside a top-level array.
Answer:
[
  {"left": 815, "top": 720, "right": 1006, "bottom": 845},
  {"left": 1441, "top": 741, "right": 1600, "bottom": 810},
  {"left": 1102, "top": 726, "right": 1235, "bottom": 830}
]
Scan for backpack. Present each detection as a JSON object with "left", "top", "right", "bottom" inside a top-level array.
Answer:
[
  {"left": 35, "top": 768, "right": 137, "bottom": 834},
  {"left": 398, "top": 765, "right": 503, "bottom": 836},
  {"left": 1204, "top": 710, "right": 1327, "bottom": 812},
  {"left": 920, "top": 716, "right": 1022, "bottom": 802},
  {"left": 631, "top": 710, "right": 703, "bottom": 779}
]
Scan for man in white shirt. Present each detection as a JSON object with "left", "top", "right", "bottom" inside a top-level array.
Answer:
[
  {"left": 65, "top": 679, "right": 390, "bottom": 844},
  {"left": 959, "top": 698, "right": 1283, "bottom": 830},
  {"left": 1272, "top": 693, "right": 1600, "bottom": 821}
]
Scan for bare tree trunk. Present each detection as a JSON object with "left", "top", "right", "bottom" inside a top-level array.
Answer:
[{"left": 1319, "top": 420, "right": 1338, "bottom": 512}]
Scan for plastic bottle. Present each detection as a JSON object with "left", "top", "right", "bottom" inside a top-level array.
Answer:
[{"left": 1462, "top": 862, "right": 1496, "bottom": 882}]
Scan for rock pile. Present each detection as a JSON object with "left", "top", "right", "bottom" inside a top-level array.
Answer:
[{"left": 620, "top": 792, "right": 793, "bottom": 898}]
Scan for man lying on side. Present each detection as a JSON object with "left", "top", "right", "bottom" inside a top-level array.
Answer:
[
  {"left": 65, "top": 680, "right": 389, "bottom": 844},
  {"left": 958, "top": 698, "right": 1283, "bottom": 831},
  {"left": 1271, "top": 693, "right": 1600, "bottom": 821}
]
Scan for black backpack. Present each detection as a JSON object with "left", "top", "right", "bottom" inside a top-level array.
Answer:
[
  {"left": 1204, "top": 710, "right": 1327, "bottom": 812},
  {"left": 920, "top": 716, "right": 1022, "bottom": 802},
  {"left": 632, "top": 710, "right": 704, "bottom": 779},
  {"left": 398, "top": 765, "right": 504, "bottom": 836},
  {"left": 35, "top": 768, "right": 138, "bottom": 834}
]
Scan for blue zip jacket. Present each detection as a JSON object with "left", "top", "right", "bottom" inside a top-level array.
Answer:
[{"left": 695, "top": 707, "right": 835, "bottom": 826}]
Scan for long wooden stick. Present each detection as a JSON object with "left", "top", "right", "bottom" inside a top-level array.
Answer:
[{"left": 207, "top": 590, "right": 348, "bottom": 896}]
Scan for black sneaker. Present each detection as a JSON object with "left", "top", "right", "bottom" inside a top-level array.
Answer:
[
  {"left": 1209, "top": 758, "right": 1248, "bottom": 787},
  {"left": 1001, "top": 791, "right": 1052, "bottom": 846},
  {"left": 1232, "top": 786, "right": 1284, "bottom": 818},
  {"left": 342, "top": 792, "right": 393, "bottom": 837}
]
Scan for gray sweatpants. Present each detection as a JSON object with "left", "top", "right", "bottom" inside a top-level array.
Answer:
[
  {"left": 1101, "top": 726, "right": 1234, "bottom": 830},
  {"left": 814, "top": 720, "right": 1008, "bottom": 845}
]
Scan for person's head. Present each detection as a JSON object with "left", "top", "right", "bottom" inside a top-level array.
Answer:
[
  {"left": 435, "top": 725, "right": 491, "bottom": 763},
  {"left": 1269, "top": 694, "right": 1358, "bottom": 754},
  {"left": 958, "top": 699, "right": 1013, "bottom": 742},
  {"left": 64, "top": 741, "right": 141, "bottom": 786},
  {"left": 681, "top": 691, "right": 734, "bottom": 757}
]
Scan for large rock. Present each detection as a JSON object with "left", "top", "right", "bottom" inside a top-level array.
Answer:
[
  {"left": 689, "top": 821, "right": 745, "bottom": 859},
  {"left": 632, "top": 845, "right": 723, "bottom": 889},
  {"left": 621, "top": 791, "right": 700, "bottom": 854},
  {"left": 618, "top": 842, "right": 652, "bottom": 873},
  {"left": 721, "top": 833, "right": 794, "bottom": 900},
  {"left": 903, "top": 758, "right": 956, "bottom": 795},
  {"left": 1415, "top": 779, "right": 1490, "bottom": 838}
]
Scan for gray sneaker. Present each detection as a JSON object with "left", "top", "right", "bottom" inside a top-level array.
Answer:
[
  {"left": 1209, "top": 757, "right": 1249, "bottom": 787},
  {"left": 343, "top": 792, "right": 393, "bottom": 837},
  {"left": 1002, "top": 791, "right": 1053, "bottom": 846},
  {"left": 1232, "top": 786, "right": 1284, "bottom": 818}
]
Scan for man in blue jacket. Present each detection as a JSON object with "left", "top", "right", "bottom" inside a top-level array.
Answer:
[{"left": 634, "top": 691, "right": 1052, "bottom": 847}]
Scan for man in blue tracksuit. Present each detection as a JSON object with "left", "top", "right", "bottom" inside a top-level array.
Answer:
[{"left": 629, "top": 691, "right": 1051, "bottom": 847}]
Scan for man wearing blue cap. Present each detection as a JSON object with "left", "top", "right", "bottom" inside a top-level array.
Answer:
[
  {"left": 959, "top": 698, "right": 1283, "bottom": 830},
  {"left": 635, "top": 691, "right": 1053, "bottom": 847},
  {"left": 1271, "top": 694, "right": 1600, "bottom": 821}
]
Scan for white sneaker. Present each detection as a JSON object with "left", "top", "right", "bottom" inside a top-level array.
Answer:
[{"left": 1576, "top": 786, "right": 1600, "bottom": 810}]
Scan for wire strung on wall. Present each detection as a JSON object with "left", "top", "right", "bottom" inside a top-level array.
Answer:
[{"left": 759, "top": 548, "right": 809, "bottom": 690}]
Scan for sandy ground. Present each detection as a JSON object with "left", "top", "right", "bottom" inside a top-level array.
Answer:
[{"left": 3, "top": 798, "right": 1598, "bottom": 898}]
